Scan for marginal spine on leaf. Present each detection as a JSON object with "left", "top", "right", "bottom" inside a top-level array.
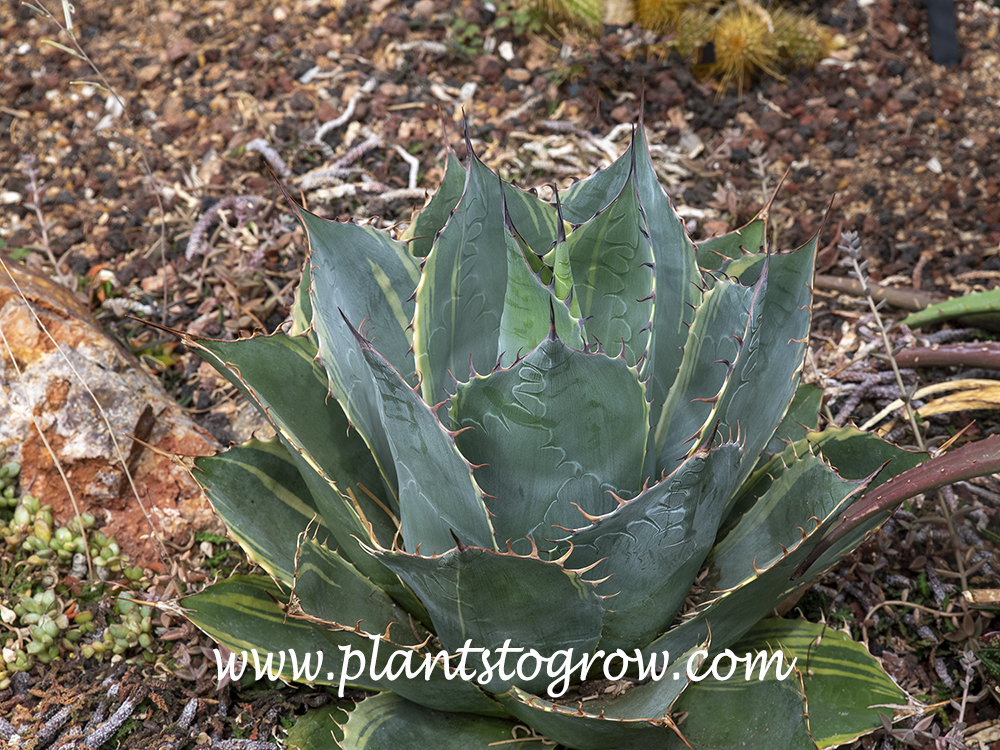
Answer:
[
  {"left": 552, "top": 184, "right": 567, "bottom": 248},
  {"left": 339, "top": 309, "right": 372, "bottom": 350},
  {"left": 449, "top": 529, "right": 467, "bottom": 553}
]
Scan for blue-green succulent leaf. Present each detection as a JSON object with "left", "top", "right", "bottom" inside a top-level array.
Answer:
[
  {"left": 644, "top": 454, "right": 877, "bottom": 660},
  {"left": 190, "top": 334, "right": 396, "bottom": 548},
  {"left": 669, "top": 661, "right": 813, "bottom": 749},
  {"left": 565, "top": 126, "right": 705, "bottom": 474},
  {"left": 740, "top": 427, "right": 926, "bottom": 585},
  {"left": 343, "top": 315, "right": 495, "bottom": 554},
  {"left": 496, "top": 644, "right": 707, "bottom": 750},
  {"left": 291, "top": 539, "right": 427, "bottom": 644},
  {"left": 497, "top": 220, "right": 584, "bottom": 367},
  {"left": 373, "top": 544, "right": 605, "bottom": 696},
  {"left": 304, "top": 209, "right": 421, "bottom": 497},
  {"left": 290, "top": 256, "right": 313, "bottom": 335},
  {"left": 631, "top": 125, "right": 703, "bottom": 426},
  {"left": 291, "top": 541, "right": 502, "bottom": 715},
  {"left": 760, "top": 381, "right": 824, "bottom": 459},
  {"left": 651, "top": 275, "right": 759, "bottom": 472},
  {"left": 705, "top": 452, "right": 871, "bottom": 594},
  {"left": 196, "top": 439, "right": 328, "bottom": 586},
  {"left": 502, "top": 181, "right": 559, "bottom": 260},
  {"left": 562, "top": 161, "right": 654, "bottom": 368},
  {"left": 413, "top": 147, "right": 508, "bottom": 406},
  {"left": 284, "top": 705, "right": 349, "bottom": 748},
  {"left": 560, "top": 441, "right": 743, "bottom": 651},
  {"left": 736, "top": 618, "right": 909, "bottom": 748},
  {"left": 338, "top": 693, "right": 538, "bottom": 750},
  {"left": 183, "top": 574, "right": 380, "bottom": 690},
  {"left": 451, "top": 333, "right": 648, "bottom": 554},
  {"left": 697, "top": 238, "right": 819, "bottom": 507},
  {"left": 559, "top": 137, "right": 633, "bottom": 225},
  {"left": 696, "top": 217, "right": 766, "bottom": 272}
]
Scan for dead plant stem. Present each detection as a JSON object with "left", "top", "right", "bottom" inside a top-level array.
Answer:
[{"left": 846, "top": 252, "right": 926, "bottom": 452}]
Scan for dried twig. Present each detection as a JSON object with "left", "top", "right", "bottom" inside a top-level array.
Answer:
[
  {"left": 814, "top": 274, "right": 945, "bottom": 312},
  {"left": 244, "top": 139, "right": 291, "bottom": 180},
  {"left": 314, "top": 76, "right": 378, "bottom": 159},
  {"left": 19, "top": 155, "right": 74, "bottom": 287},
  {"left": 186, "top": 196, "right": 263, "bottom": 260}
]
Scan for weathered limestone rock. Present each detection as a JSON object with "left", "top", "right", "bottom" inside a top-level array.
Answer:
[{"left": 0, "top": 258, "right": 222, "bottom": 569}]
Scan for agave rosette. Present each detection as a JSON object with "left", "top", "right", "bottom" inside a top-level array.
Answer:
[{"left": 182, "top": 122, "right": 930, "bottom": 749}]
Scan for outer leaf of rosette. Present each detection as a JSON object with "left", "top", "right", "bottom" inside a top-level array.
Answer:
[
  {"left": 283, "top": 704, "right": 349, "bottom": 748},
  {"left": 412, "top": 140, "right": 510, "bottom": 410},
  {"left": 702, "top": 452, "right": 877, "bottom": 596},
  {"left": 194, "top": 438, "right": 335, "bottom": 586},
  {"left": 728, "top": 426, "right": 926, "bottom": 587},
  {"left": 400, "top": 151, "right": 466, "bottom": 258},
  {"left": 341, "top": 314, "right": 496, "bottom": 554},
  {"left": 666, "top": 652, "right": 814, "bottom": 750},
  {"left": 301, "top": 203, "right": 421, "bottom": 502},
  {"left": 290, "top": 255, "right": 313, "bottom": 335},
  {"left": 337, "top": 693, "right": 540, "bottom": 750},
  {"left": 182, "top": 574, "right": 380, "bottom": 690},
  {"left": 555, "top": 440, "right": 743, "bottom": 652},
  {"left": 291, "top": 539, "right": 502, "bottom": 716},
  {"left": 730, "top": 426, "right": 926, "bottom": 533},
  {"left": 450, "top": 331, "right": 648, "bottom": 556},
  {"left": 183, "top": 571, "right": 497, "bottom": 716},
  {"left": 188, "top": 335, "right": 410, "bottom": 605},
  {"left": 494, "top": 644, "right": 707, "bottom": 750},
  {"left": 792, "top": 431, "right": 926, "bottom": 584},
  {"left": 729, "top": 618, "right": 910, "bottom": 749},
  {"left": 642, "top": 453, "right": 879, "bottom": 662},
  {"left": 758, "top": 381, "right": 824, "bottom": 461},
  {"left": 687, "top": 235, "right": 819, "bottom": 511},
  {"left": 372, "top": 542, "right": 605, "bottom": 697}
]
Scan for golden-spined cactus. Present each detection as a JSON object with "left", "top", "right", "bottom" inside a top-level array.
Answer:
[
  {"left": 635, "top": 0, "right": 835, "bottom": 93},
  {"left": 771, "top": 5, "right": 834, "bottom": 67},
  {"left": 707, "top": 1, "right": 781, "bottom": 94}
]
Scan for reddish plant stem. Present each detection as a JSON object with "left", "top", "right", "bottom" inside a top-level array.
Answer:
[{"left": 794, "top": 434, "right": 1000, "bottom": 578}]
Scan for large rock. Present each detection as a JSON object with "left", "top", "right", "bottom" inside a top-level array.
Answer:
[{"left": 0, "top": 258, "right": 222, "bottom": 569}]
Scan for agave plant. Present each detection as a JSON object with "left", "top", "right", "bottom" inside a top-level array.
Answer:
[{"left": 179, "top": 121, "right": 998, "bottom": 749}]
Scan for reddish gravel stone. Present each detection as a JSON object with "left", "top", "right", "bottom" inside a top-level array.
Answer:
[
  {"left": 166, "top": 36, "right": 193, "bottom": 63},
  {"left": 760, "top": 110, "right": 784, "bottom": 136},
  {"left": 478, "top": 55, "right": 504, "bottom": 84},
  {"left": 382, "top": 14, "right": 408, "bottom": 37}
]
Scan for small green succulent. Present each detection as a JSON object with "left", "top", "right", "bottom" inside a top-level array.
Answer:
[
  {"left": 0, "top": 459, "right": 153, "bottom": 683},
  {"left": 179, "top": 121, "right": 997, "bottom": 749}
]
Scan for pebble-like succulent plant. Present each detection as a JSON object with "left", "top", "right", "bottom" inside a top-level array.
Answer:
[{"left": 180, "top": 121, "right": 995, "bottom": 749}]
